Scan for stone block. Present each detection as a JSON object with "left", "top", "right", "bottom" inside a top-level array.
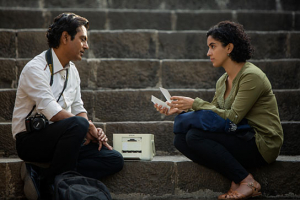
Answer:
[
  {"left": 108, "top": 11, "right": 171, "bottom": 30},
  {"left": 96, "top": 60, "right": 160, "bottom": 89},
  {"left": 158, "top": 32, "right": 207, "bottom": 59},
  {"left": 16, "top": 59, "right": 30, "bottom": 87},
  {"left": 176, "top": 162, "right": 229, "bottom": 194},
  {"left": 17, "top": 31, "right": 48, "bottom": 59},
  {"left": 73, "top": 59, "right": 90, "bottom": 89},
  {"left": 0, "top": 160, "right": 23, "bottom": 199},
  {"left": 0, "top": 9, "right": 45, "bottom": 29},
  {"left": 0, "top": 124, "right": 16, "bottom": 157},
  {"left": 0, "top": 59, "right": 17, "bottom": 88},
  {"left": 49, "top": 10, "right": 106, "bottom": 31},
  {"left": 295, "top": 13, "right": 300, "bottom": 30},
  {"left": 0, "top": 0, "right": 39, "bottom": 7},
  {"left": 44, "top": 0, "right": 99, "bottom": 8},
  {"left": 81, "top": 91, "right": 95, "bottom": 120},
  {"left": 102, "top": 161, "right": 175, "bottom": 196},
  {"left": 0, "top": 90, "right": 16, "bottom": 122},
  {"left": 89, "top": 31, "right": 157, "bottom": 59},
  {"left": 281, "top": 0, "right": 300, "bottom": 11},
  {"left": 176, "top": 12, "right": 232, "bottom": 30},
  {"left": 93, "top": 89, "right": 215, "bottom": 122},
  {"left": 105, "top": 121, "right": 178, "bottom": 155},
  {"left": 249, "top": 32, "right": 288, "bottom": 59},
  {"left": 94, "top": 90, "right": 164, "bottom": 122},
  {"left": 237, "top": 12, "right": 293, "bottom": 31},
  {"left": 162, "top": 61, "right": 225, "bottom": 89},
  {"left": 0, "top": 31, "right": 16, "bottom": 58},
  {"left": 281, "top": 122, "right": 300, "bottom": 155},
  {"left": 227, "top": 0, "right": 276, "bottom": 10},
  {"left": 252, "top": 60, "right": 300, "bottom": 89},
  {"left": 290, "top": 33, "right": 300, "bottom": 58},
  {"left": 275, "top": 90, "right": 300, "bottom": 121},
  {"left": 108, "top": 0, "right": 219, "bottom": 10}
]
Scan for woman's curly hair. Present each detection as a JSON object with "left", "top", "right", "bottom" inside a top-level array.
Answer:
[
  {"left": 206, "top": 21, "right": 254, "bottom": 63},
  {"left": 46, "top": 13, "right": 89, "bottom": 48}
]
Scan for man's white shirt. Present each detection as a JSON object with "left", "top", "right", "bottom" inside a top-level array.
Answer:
[{"left": 12, "top": 49, "right": 87, "bottom": 138}]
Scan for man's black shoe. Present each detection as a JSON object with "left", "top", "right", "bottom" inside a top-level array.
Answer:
[{"left": 21, "top": 162, "right": 41, "bottom": 200}]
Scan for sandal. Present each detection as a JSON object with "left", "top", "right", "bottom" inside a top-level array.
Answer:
[{"left": 218, "top": 180, "right": 261, "bottom": 199}]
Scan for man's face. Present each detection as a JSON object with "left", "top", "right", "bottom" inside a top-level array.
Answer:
[{"left": 66, "top": 25, "right": 89, "bottom": 62}]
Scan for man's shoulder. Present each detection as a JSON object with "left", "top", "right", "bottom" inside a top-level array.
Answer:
[{"left": 24, "top": 51, "right": 47, "bottom": 70}]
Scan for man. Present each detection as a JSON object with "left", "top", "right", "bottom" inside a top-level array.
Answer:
[{"left": 12, "top": 13, "right": 124, "bottom": 200}]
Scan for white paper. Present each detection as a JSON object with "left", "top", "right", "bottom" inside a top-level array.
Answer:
[
  {"left": 151, "top": 95, "right": 170, "bottom": 110},
  {"left": 159, "top": 87, "right": 172, "bottom": 103}
]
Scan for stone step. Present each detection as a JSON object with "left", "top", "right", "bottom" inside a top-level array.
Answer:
[
  {"left": 1, "top": 0, "right": 299, "bottom": 11},
  {"left": 1, "top": 58, "right": 300, "bottom": 90},
  {"left": 1, "top": 155, "right": 300, "bottom": 199},
  {"left": 0, "top": 8, "right": 298, "bottom": 31},
  {"left": 1, "top": 29, "right": 299, "bottom": 59},
  {"left": 1, "top": 121, "right": 299, "bottom": 157},
  {"left": 1, "top": 89, "right": 299, "bottom": 122}
]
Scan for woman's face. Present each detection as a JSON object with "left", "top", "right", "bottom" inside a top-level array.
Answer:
[{"left": 206, "top": 36, "right": 230, "bottom": 68}]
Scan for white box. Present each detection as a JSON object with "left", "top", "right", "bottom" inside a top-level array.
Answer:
[{"left": 113, "top": 134, "right": 156, "bottom": 160}]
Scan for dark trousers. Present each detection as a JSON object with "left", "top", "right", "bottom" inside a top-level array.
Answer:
[
  {"left": 174, "top": 128, "right": 267, "bottom": 183},
  {"left": 16, "top": 116, "right": 124, "bottom": 184}
]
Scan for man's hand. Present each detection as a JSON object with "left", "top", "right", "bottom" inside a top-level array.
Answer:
[{"left": 83, "top": 120, "right": 113, "bottom": 151}]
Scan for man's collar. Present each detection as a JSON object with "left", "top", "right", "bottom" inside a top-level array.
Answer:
[{"left": 51, "top": 48, "right": 70, "bottom": 74}]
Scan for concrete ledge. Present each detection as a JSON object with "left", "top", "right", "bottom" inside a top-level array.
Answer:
[{"left": 1, "top": 156, "right": 299, "bottom": 199}]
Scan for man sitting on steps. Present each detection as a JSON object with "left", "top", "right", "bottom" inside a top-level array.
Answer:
[{"left": 12, "top": 13, "right": 124, "bottom": 200}]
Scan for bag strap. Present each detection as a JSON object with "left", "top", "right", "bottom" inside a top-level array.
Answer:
[{"left": 25, "top": 49, "right": 68, "bottom": 118}]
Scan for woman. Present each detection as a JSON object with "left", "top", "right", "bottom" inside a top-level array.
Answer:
[{"left": 154, "top": 21, "right": 283, "bottom": 199}]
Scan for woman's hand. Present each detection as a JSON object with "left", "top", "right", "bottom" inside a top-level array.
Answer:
[
  {"left": 154, "top": 103, "right": 182, "bottom": 116},
  {"left": 169, "top": 96, "right": 194, "bottom": 110}
]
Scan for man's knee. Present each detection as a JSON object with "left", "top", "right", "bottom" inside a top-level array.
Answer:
[{"left": 67, "top": 116, "right": 89, "bottom": 137}]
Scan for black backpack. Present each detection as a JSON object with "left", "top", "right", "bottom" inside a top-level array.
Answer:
[{"left": 54, "top": 171, "right": 112, "bottom": 200}]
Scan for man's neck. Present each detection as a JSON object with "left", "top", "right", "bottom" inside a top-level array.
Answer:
[{"left": 53, "top": 48, "right": 69, "bottom": 68}]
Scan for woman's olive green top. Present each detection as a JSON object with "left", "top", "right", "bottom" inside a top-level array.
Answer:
[{"left": 192, "top": 62, "right": 283, "bottom": 164}]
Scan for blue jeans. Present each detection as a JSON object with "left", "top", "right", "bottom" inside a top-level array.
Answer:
[
  {"left": 16, "top": 116, "right": 124, "bottom": 184},
  {"left": 174, "top": 128, "right": 267, "bottom": 183}
]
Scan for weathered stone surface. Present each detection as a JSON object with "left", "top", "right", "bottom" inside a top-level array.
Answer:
[
  {"left": 0, "top": 90, "right": 16, "bottom": 122},
  {"left": 0, "top": 9, "right": 45, "bottom": 29},
  {"left": 0, "top": 160, "right": 24, "bottom": 199},
  {"left": 162, "top": 61, "right": 225, "bottom": 89},
  {"left": 44, "top": 0, "right": 100, "bottom": 8},
  {"left": 0, "top": 124, "right": 17, "bottom": 157},
  {"left": 249, "top": 32, "right": 289, "bottom": 59},
  {"left": 102, "top": 161, "right": 175, "bottom": 195},
  {"left": 237, "top": 12, "right": 293, "bottom": 31},
  {"left": 226, "top": 0, "right": 276, "bottom": 10},
  {"left": 17, "top": 31, "right": 48, "bottom": 59},
  {"left": 158, "top": 32, "right": 207, "bottom": 59},
  {"left": 0, "top": 31, "right": 16, "bottom": 58},
  {"left": 96, "top": 60, "right": 160, "bottom": 89},
  {"left": 176, "top": 12, "right": 232, "bottom": 30},
  {"left": 295, "top": 13, "right": 300, "bottom": 30},
  {"left": 252, "top": 60, "right": 300, "bottom": 89},
  {"left": 290, "top": 33, "right": 300, "bottom": 58},
  {"left": 108, "top": 11, "right": 171, "bottom": 30},
  {"left": 281, "top": 122, "right": 300, "bottom": 155},
  {"left": 0, "top": 59, "right": 17, "bottom": 88},
  {"left": 281, "top": 0, "right": 300, "bottom": 11},
  {"left": 275, "top": 90, "right": 300, "bottom": 121},
  {"left": 93, "top": 89, "right": 215, "bottom": 122},
  {"left": 81, "top": 90, "right": 95, "bottom": 120},
  {"left": 89, "top": 31, "right": 157, "bottom": 59}
]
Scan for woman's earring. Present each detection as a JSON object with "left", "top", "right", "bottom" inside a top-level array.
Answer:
[{"left": 227, "top": 53, "right": 230, "bottom": 56}]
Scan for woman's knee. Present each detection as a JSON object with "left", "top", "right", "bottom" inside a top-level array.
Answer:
[{"left": 186, "top": 128, "right": 205, "bottom": 147}]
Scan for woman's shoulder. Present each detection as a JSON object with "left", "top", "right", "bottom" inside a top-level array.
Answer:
[{"left": 241, "top": 62, "right": 266, "bottom": 80}]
